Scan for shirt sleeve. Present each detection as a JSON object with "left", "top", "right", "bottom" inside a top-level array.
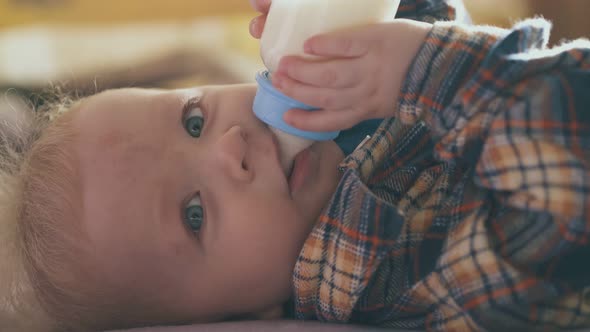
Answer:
[{"left": 397, "top": 19, "right": 590, "bottom": 329}]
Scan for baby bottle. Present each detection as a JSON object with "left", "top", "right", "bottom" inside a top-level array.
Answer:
[{"left": 253, "top": 0, "right": 400, "bottom": 173}]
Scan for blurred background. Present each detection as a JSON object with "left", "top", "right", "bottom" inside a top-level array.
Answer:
[{"left": 0, "top": 0, "right": 588, "bottom": 97}]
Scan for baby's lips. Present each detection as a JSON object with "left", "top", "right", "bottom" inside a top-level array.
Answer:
[
  {"left": 280, "top": 154, "right": 294, "bottom": 179},
  {"left": 269, "top": 127, "right": 313, "bottom": 178}
]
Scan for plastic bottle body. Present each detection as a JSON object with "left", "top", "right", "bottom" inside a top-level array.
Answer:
[{"left": 260, "top": 0, "right": 400, "bottom": 72}]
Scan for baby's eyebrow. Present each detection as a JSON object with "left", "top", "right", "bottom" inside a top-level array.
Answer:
[{"left": 180, "top": 96, "right": 203, "bottom": 124}]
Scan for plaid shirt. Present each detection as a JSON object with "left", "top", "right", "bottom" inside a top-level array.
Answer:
[{"left": 292, "top": 1, "right": 590, "bottom": 330}]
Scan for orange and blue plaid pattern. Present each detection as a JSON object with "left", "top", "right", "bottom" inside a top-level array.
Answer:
[{"left": 293, "top": 1, "right": 590, "bottom": 331}]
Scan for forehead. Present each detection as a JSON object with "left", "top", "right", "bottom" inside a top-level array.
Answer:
[
  {"left": 70, "top": 89, "right": 189, "bottom": 218},
  {"left": 72, "top": 88, "right": 201, "bottom": 159},
  {"left": 71, "top": 89, "right": 182, "bottom": 265},
  {"left": 67, "top": 87, "right": 215, "bottom": 296},
  {"left": 76, "top": 88, "right": 182, "bottom": 133}
]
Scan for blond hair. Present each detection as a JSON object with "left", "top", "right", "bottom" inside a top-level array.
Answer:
[
  {"left": 0, "top": 91, "right": 64, "bottom": 331},
  {"left": 0, "top": 89, "right": 100, "bottom": 331}
]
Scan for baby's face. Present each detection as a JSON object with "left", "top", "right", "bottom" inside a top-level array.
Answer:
[{"left": 71, "top": 85, "right": 344, "bottom": 322}]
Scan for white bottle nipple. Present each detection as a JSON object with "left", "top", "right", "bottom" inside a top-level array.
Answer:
[
  {"left": 270, "top": 127, "right": 314, "bottom": 174},
  {"left": 254, "top": 71, "right": 340, "bottom": 174}
]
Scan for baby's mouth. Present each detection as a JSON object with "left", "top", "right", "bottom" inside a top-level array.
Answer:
[
  {"left": 282, "top": 152, "right": 296, "bottom": 180},
  {"left": 269, "top": 127, "right": 314, "bottom": 178},
  {"left": 287, "top": 146, "right": 315, "bottom": 194},
  {"left": 286, "top": 159, "right": 295, "bottom": 181},
  {"left": 269, "top": 131, "right": 292, "bottom": 178}
]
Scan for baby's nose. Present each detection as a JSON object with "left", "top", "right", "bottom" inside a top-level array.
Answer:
[{"left": 214, "top": 125, "right": 253, "bottom": 182}]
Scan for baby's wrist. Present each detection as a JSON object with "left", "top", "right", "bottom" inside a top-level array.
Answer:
[
  {"left": 392, "top": 19, "right": 433, "bottom": 71},
  {"left": 381, "top": 20, "right": 433, "bottom": 116}
]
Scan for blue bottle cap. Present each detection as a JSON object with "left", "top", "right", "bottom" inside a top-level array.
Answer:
[{"left": 253, "top": 70, "right": 340, "bottom": 141}]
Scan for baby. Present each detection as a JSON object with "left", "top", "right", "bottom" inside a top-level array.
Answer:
[{"left": 1, "top": 0, "right": 590, "bottom": 331}]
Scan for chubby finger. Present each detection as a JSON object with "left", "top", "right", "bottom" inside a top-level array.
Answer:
[
  {"left": 304, "top": 29, "right": 370, "bottom": 58},
  {"left": 272, "top": 73, "right": 359, "bottom": 110},
  {"left": 276, "top": 56, "right": 361, "bottom": 89},
  {"left": 249, "top": 15, "right": 266, "bottom": 39},
  {"left": 249, "top": 0, "right": 271, "bottom": 13},
  {"left": 284, "top": 108, "right": 363, "bottom": 132}
]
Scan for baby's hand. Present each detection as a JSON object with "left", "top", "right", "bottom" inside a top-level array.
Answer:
[
  {"left": 273, "top": 20, "right": 433, "bottom": 132},
  {"left": 248, "top": 0, "right": 271, "bottom": 39}
]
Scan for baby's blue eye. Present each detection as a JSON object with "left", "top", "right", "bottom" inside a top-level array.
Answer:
[
  {"left": 184, "top": 107, "right": 204, "bottom": 138},
  {"left": 184, "top": 195, "right": 203, "bottom": 233}
]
